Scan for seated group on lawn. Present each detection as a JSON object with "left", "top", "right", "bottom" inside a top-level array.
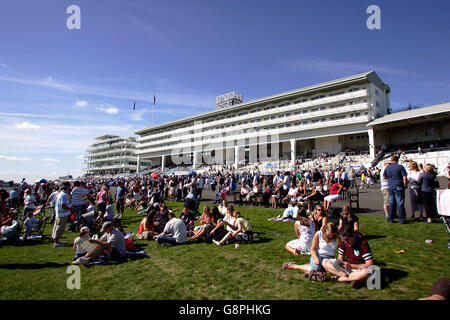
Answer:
[
  {"left": 135, "top": 200, "right": 253, "bottom": 247},
  {"left": 282, "top": 204, "right": 373, "bottom": 289}
]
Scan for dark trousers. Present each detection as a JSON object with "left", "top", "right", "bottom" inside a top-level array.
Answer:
[
  {"left": 388, "top": 189, "right": 407, "bottom": 223},
  {"left": 421, "top": 191, "right": 436, "bottom": 219},
  {"left": 116, "top": 198, "right": 125, "bottom": 214}
]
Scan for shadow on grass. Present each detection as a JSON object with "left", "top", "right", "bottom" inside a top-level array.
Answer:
[
  {"left": 356, "top": 208, "right": 378, "bottom": 215},
  {"left": 364, "top": 235, "right": 387, "bottom": 241},
  {"left": 0, "top": 262, "right": 71, "bottom": 269},
  {"left": 381, "top": 268, "right": 409, "bottom": 289}
]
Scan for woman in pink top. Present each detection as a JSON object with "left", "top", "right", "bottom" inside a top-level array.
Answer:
[
  {"left": 96, "top": 185, "right": 109, "bottom": 216},
  {"left": 323, "top": 182, "right": 343, "bottom": 212}
]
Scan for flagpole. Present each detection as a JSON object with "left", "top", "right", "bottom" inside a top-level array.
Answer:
[{"left": 152, "top": 94, "right": 156, "bottom": 126}]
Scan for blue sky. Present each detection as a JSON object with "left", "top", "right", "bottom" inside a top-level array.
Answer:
[{"left": 0, "top": 0, "right": 449, "bottom": 182}]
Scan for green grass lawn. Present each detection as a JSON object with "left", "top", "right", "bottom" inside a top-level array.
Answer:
[{"left": 1, "top": 201, "right": 449, "bottom": 300}]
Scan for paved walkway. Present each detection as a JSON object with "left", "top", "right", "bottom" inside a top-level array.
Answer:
[{"left": 196, "top": 176, "right": 448, "bottom": 218}]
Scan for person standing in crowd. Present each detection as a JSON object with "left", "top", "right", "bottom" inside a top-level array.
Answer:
[
  {"left": 96, "top": 185, "right": 109, "bottom": 217},
  {"left": 71, "top": 181, "right": 88, "bottom": 228},
  {"left": 417, "top": 164, "right": 438, "bottom": 224},
  {"left": 383, "top": 154, "right": 409, "bottom": 224},
  {"left": 407, "top": 161, "right": 423, "bottom": 220},
  {"left": 379, "top": 161, "right": 390, "bottom": 219},
  {"left": 115, "top": 181, "right": 127, "bottom": 219},
  {"left": 9, "top": 188, "right": 18, "bottom": 209},
  {"left": 197, "top": 175, "right": 204, "bottom": 201},
  {"left": 52, "top": 182, "right": 73, "bottom": 248}
]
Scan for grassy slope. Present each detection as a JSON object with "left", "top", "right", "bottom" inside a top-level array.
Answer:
[{"left": 1, "top": 201, "right": 449, "bottom": 300}]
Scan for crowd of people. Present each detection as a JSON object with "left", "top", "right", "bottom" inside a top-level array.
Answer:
[{"left": 0, "top": 152, "right": 448, "bottom": 290}]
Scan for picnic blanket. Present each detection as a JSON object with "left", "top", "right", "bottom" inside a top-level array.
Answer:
[
  {"left": 1, "top": 235, "right": 42, "bottom": 242},
  {"left": 91, "top": 249, "right": 148, "bottom": 265}
]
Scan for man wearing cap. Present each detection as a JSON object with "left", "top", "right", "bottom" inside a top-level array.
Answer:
[
  {"left": 74, "top": 221, "right": 126, "bottom": 266},
  {"left": 52, "top": 182, "right": 73, "bottom": 247}
]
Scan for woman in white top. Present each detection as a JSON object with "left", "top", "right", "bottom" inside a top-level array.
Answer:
[
  {"left": 282, "top": 222, "right": 339, "bottom": 274},
  {"left": 408, "top": 161, "right": 423, "bottom": 219},
  {"left": 285, "top": 208, "right": 316, "bottom": 255}
]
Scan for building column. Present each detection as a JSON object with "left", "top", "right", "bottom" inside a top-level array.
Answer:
[
  {"left": 161, "top": 155, "right": 166, "bottom": 172},
  {"left": 368, "top": 128, "right": 375, "bottom": 159},
  {"left": 137, "top": 155, "right": 140, "bottom": 174},
  {"left": 234, "top": 146, "right": 244, "bottom": 169},
  {"left": 193, "top": 151, "right": 201, "bottom": 170},
  {"left": 290, "top": 139, "right": 296, "bottom": 168}
]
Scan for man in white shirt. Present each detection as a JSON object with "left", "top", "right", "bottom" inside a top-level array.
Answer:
[
  {"left": 52, "top": 182, "right": 73, "bottom": 247},
  {"left": 154, "top": 212, "right": 187, "bottom": 246}
]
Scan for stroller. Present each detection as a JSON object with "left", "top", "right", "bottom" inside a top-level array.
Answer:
[{"left": 436, "top": 190, "right": 450, "bottom": 250}]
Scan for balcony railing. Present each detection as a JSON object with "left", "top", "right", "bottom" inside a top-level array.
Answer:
[
  {"left": 137, "top": 89, "right": 368, "bottom": 143},
  {"left": 136, "top": 115, "right": 369, "bottom": 156},
  {"left": 137, "top": 103, "right": 369, "bottom": 150}
]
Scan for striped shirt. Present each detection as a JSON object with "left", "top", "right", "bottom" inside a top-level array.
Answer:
[
  {"left": 338, "top": 233, "right": 373, "bottom": 265},
  {"left": 71, "top": 187, "right": 88, "bottom": 206}
]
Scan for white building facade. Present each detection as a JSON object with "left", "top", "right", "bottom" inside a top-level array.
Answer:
[
  {"left": 135, "top": 71, "right": 391, "bottom": 171},
  {"left": 86, "top": 135, "right": 150, "bottom": 175}
]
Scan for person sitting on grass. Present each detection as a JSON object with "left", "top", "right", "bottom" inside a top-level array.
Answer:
[
  {"left": 188, "top": 206, "right": 216, "bottom": 241},
  {"left": 282, "top": 222, "right": 339, "bottom": 281},
  {"left": 208, "top": 205, "right": 237, "bottom": 243},
  {"left": 23, "top": 211, "right": 39, "bottom": 239},
  {"left": 285, "top": 208, "right": 315, "bottom": 256},
  {"left": 419, "top": 277, "right": 450, "bottom": 300},
  {"left": 323, "top": 181, "right": 343, "bottom": 212},
  {"left": 211, "top": 206, "right": 223, "bottom": 222},
  {"left": 72, "top": 226, "right": 96, "bottom": 261},
  {"left": 213, "top": 211, "right": 252, "bottom": 246},
  {"left": 310, "top": 205, "right": 329, "bottom": 232},
  {"left": 321, "top": 224, "right": 374, "bottom": 289},
  {"left": 0, "top": 211, "right": 20, "bottom": 243},
  {"left": 153, "top": 205, "right": 170, "bottom": 234},
  {"left": 136, "top": 210, "right": 158, "bottom": 240},
  {"left": 104, "top": 198, "right": 115, "bottom": 222},
  {"left": 179, "top": 206, "right": 196, "bottom": 232},
  {"left": 338, "top": 205, "right": 359, "bottom": 232},
  {"left": 73, "top": 221, "right": 127, "bottom": 266},
  {"left": 218, "top": 200, "right": 228, "bottom": 216},
  {"left": 153, "top": 212, "right": 187, "bottom": 246}
]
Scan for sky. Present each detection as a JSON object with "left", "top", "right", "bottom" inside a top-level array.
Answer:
[{"left": 0, "top": 0, "right": 449, "bottom": 182}]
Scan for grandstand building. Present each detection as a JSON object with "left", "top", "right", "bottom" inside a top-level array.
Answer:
[
  {"left": 135, "top": 71, "right": 392, "bottom": 172},
  {"left": 85, "top": 135, "right": 150, "bottom": 175}
]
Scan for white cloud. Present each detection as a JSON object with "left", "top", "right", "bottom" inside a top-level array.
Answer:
[
  {"left": 131, "top": 109, "right": 149, "bottom": 121},
  {"left": 0, "top": 155, "right": 32, "bottom": 162},
  {"left": 97, "top": 106, "right": 119, "bottom": 114},
  {"left": 283, "top": 57, "right": 416, "bottom": 77},
  {"left": 42, "top": 158, "right": 60, "bottom": 163},
  {"left": 76, "top": 155, "right": 85, "bottom": 159},
  {"left": 76, "top": 100, "right": 88, "bottom": 107},
  {"left": 0, "top": 62, "right": 7, "bottom": 68},
  {"left": 14, "top": 122, "right": 42, "bottom": 130}
]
